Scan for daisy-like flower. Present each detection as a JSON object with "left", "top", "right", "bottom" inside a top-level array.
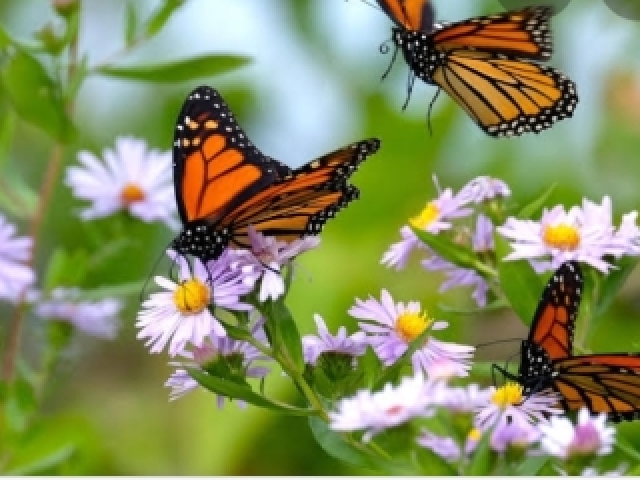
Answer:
[
  {"left": 417, "top": 428, "right": 480, "bottom": 462},
  {"left": 32, "top": 287, "right": 122, "bottom": 339},
  {"left": 329, "top": 374, "right": 435, "bottom": 442},
  {"left": 558, "top": 465, "right": 628, "bottom": 477},
  {"left": 432, "top": 383, "right": 493, "bottom": 414},
  {"left": 381, "top": 176, "right": 474, "bottom": 270},
  {"left": 457, "top": 176, "right": 511, "bottom": 204},
  {"left": 232, "top": 227, "right": 320, "bottom": 302},
  {"left": 475, "top": 382, "right": 561, "bottom": 432},
  {"left": 166, "top": 319, "right": 270, "bottom": 407},
  {"left": 538, "top": 407, "right": 615, "bottom": 459},
  {"left": 302, "top": 314, "right": 367, "bottom": 366},
  {"left": 497, "top": 196, "right": 640, "bottom": 273},
  {"left": 489, "top": 414, "right": 541, "bottom": 453},
  {"left": 136, "top": 250, "right": 258, "bottom": 357},
  {"left": 65, "top": 136, "right": 178, "bottom": 229},
  {"left": 0, "top": 214, "right": 35, "bottom": 303},
  {"left": 348, "top": 289, "right": 474, "bottom": 378},
  {"left": 421, "top": 256, "right": 490, "bottom": 307}
]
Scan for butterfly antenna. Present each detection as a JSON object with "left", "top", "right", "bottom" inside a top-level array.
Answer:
[
  {"left": 139, "top": 237, "right": 176, "bottom": 304},
  {"left": 380, "top": 40, "right": 398, "bottom": 81},
  {"left": 402, "top": 70, "right": 416, "bottom": 110},
  {"left": 426, "top": 88, "right": 441, "bottom": 136}
]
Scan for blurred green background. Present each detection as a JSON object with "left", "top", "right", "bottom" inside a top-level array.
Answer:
[{"left": 2, "top": 0, "right": 640, "bottom": 474}]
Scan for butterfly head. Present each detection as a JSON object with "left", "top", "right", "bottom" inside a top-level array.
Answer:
[
  {"left": 518, "top": 340, "right": 555, "bottom": 395},
  {"left": 171, "top": 221, "right": 231, "bottom": 263}
]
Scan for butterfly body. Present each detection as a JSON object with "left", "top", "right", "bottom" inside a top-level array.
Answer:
[
  {"left": 499, "top": 261, "right": 640, "bottom": 422},
  {"left": 171, "top": 86, "right": 380, "bottom": 263},
  {"left": 380, "top": 3, "right": 579, "bottom": 137}
]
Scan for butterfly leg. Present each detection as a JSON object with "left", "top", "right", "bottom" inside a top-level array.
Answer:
[
  {"left": 426, "top": 88, "right": 441, "bottom": 136},
  {"left": 402, "top": 71, "right": 416, "bottom": 111}
]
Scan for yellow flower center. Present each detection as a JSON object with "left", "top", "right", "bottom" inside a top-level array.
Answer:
[
  {"left": 542, "top": 223, "right": 580, "bottom": 251},
  {"left": 410, "top": 201, "right": 440, "bottom": 230},
  {"left": 491, "top": 382, "right": 524, "bottom": 408},
  {"left": 173, "top": 279, "right": 210, "bottom": 315},
  {"left": 120, "top": 183, "right": 145, "bottom": 205},
  {"left": 467, "top": 428, "right": 482, "bottom": 442},
  {"left": 395, "top": 311, "right": 432, "bottom": 343}
]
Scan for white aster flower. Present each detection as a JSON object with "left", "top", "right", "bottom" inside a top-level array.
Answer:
[
  {"left": 65, "top": 136, "right": 178, "bottom": 229},
  {"left": 538, "top": 407, "right": 615, "bottom": 459},
  {"left": 32, "top": 287, "right": 121, "bottom": 339},
  {"left": 232, "top": 227, "right": 319, "bottom": 303},
  {"left": 329, "top": 374, "right": 435, "bottom": 441},
  {"left": 166, "top": 319, "right": 270, "bottom": 407},
  {"left": 497, "top": 196, "right": 640, "bottom": 273},
  {"left": 475, "top": 382, "right": 561, "bottom": 432},
  {"left": 302, "top": 314, "right": 367, "bottom": 366},
  {"left": 457, "top": 176, "right": 511, "bottom": 204},
  {"left": 136, "top": 250, "right": 256, "bottom": 357},
  {"left": 348, "top": 289, "right": 474, "bottom": 378},
  {"left": 0, "top": 214, "right": 35, "bottom": 303}
]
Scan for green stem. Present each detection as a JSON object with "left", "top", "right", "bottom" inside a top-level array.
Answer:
[
  {"left": 615, "top": 440, "right": 640, "bottom": 463},
  {"left": 279, "top": 355, "right": 329, "bottom": 422}
]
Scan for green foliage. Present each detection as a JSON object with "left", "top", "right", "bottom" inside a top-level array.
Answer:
[{"left": 94, "top": 55, "right": 250, "bottom": 83}]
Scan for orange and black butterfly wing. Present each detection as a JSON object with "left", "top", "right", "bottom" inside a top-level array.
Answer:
[
  {"left": 171, "top": 86, "right": 290, "bottom": 261},
  {"left": 377, "top": 0, "right": 434, "bottom": 31},
  {"left": 430, "top": 6, "right": 553, "bottom": 60},
  {"left": 552, "top": 354, "right": 640, "bottom": 421},
  {"left": 429, "top": 50, "right": 578, "bottom": 136},
  {"left": 527, "top": 261, "right": 582, "bottom": 360},
  {"left": 172, "top": 85, "right": 288, "bottom": 227},
  {"left": 516, "top": 261, "right": 582, "bottom": 396},
  {"left": 218, "top": 139, "right": 380, "bottom": 249}
]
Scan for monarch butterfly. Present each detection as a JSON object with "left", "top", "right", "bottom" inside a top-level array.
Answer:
[
  {"left": 496, "top": 261, "right": 640, "bottom": 422},
  {"left": 378, "top": 2, "right": 579, "bottom": 137},
  {"left": 170, "top": 85, "right": 381, "bottom": 262}
]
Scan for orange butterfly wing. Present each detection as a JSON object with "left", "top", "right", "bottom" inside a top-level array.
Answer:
[
  {"left": 431, "top": 51, "right": 577, "bottom": 136},
  {"left": 430, "top": 7, "right": 553, "bottom": 60},
  {"left": 171, "top": 86, "right": 380, "bottom": 261},
  {"left": 526, "top": 261, "right": 582, "bottom": 361},
  {"left": 376, "top": 0, "right": 434, "bottom": 31},
  {"left": 552, "top": 354, "right": 640, "bottom": 421},
  {"left": 218, "top": 140, "right": 380, "bottom": 248}
]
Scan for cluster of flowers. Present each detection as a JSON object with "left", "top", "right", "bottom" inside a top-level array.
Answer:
[
  {"left": 383, "top": 175, "right": 640, "bottom": 306},
  {"left": 6, "top": 135, "right": 638, "bottom": 475}
]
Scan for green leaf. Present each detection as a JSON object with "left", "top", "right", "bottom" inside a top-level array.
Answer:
[
  {"left": 262, "top": 299, "right": 304, "bottom": 372},
  {"left": 94, "top": 54, "right": 250, "bottom": 83},
  {"left": 516, "top": 183, "right": 557, "bottom": 219},
  {"left": 124, "top": 2, "right": 138, "bottom": 47},
  {"left": 188, "top": 368, "right": 312, "bottom": 415},
  {"left": 5, "top": 377, "right": 37, "bottom": 433},
  {"left": 145, "top": 0, "right": 186, "bottom": 38},
  {"left": 0, "top": 171, "right": 38, "bottom": 219},
  {"left": 372, "top": 324, "right": 431, "bottom": 390},
  {"left": 43, "top": 248, "right": 90, "bottom": 290},
  {"left": 0, "top": 109, "right": 15, "bottom": 168},
  {"left": 1, "top": 49, "right": 72, "bottom": 141},
  {"left": 594, "top": 256, "right": 639, "bottom": 318},
  {"left": 411, "top": 226, "right": 478, "bottom": 271},
  {"left": 494, "top": 233, "right": 543, "bottom": 325},
  {"left": 515, "top": 455, "right": 549, "bottom": 475},
  {"left": 308, "top": 417, "right": 378, "bottom": 470},
  {"left": 466, "top": 428, "right": 493, "bottom": 475}
]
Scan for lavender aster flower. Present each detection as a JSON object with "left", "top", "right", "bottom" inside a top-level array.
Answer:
[
  {"left": 497, "top": 196, "right": 640, "bottom": 273},
  {"left": 489, "top": 414, "right": 540, "bottom": 453},
  {"left": 136, "top": 250, "right": 257, "bottom": 356},
  {"left": 417, "top": 431, "right": 462, "bottom": 462},
  {"left": 166, "top": 319, "right": 270, "bottom": 407},
  {"left": 233, "top": 227, "right": 319, "bottom": 302},
  {"left": 422, "top": 256, "right": 490, "bottom": 307},
  {"left": 32, "top": 288, "right": 121, "bottom": 339},
  {"left": 0, "top": 214, "right": 35, "bottom": 303},
  {"left": 538, "top": 408, "right": 615, "bottom": 459},
  {"left": 348, "top": 289, "right": 474, "bottom": 378},
  {"left": 475, "top": 382, "right": 561, "bottom": 431},
  {"left": 432, "top": 383, "right": 493, "bottom": 413},
  {"left": 381, "top": 176, "right": 474, "bottom": 270},
  {"left": 65, "top": 136, "right": 178, "bottom": 229},
  {"left": 329, "top": 374, "right": 435, "bottom": 441},
  {"left": 457, "top": 176, "right": 511, "bottom": 204},
  {"left": 302, "top": 314, "right": 367, "bottom": 366}
]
